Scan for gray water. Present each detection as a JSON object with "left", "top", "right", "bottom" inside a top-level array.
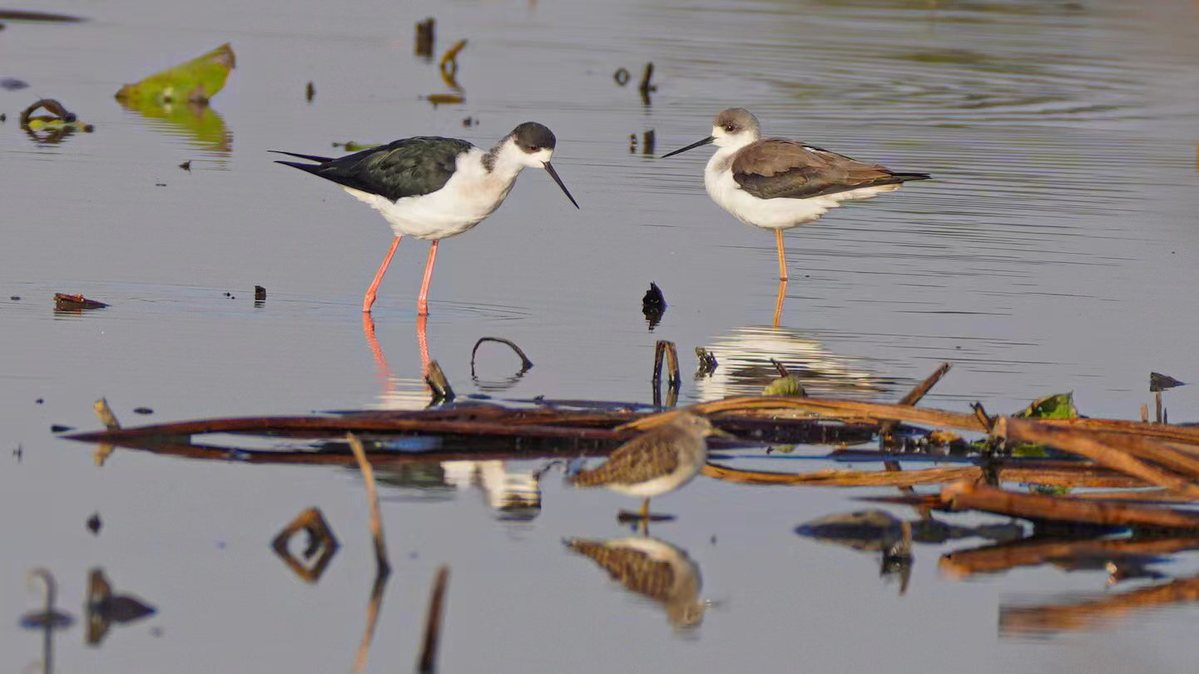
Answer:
[{"left": 3, "top": 0, "right": 1199, "bottom": 671}]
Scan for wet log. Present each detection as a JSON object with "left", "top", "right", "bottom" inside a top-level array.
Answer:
[
  {"left": 941, "top": 481, "right": 1199, "bottom": 530},
  {"left": 940, "top": 534, "right": 1199, "bottom": 579}
]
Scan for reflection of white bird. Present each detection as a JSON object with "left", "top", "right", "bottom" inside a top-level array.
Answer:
[
  {"left": 379, "top": 460, "right": 542, "bottom": 520},
  {"left": 565, "top": 536, "right": 705, "bottom": 628},
  {"left": 693, "top": 325, "right": 888, "bottom": 402}
]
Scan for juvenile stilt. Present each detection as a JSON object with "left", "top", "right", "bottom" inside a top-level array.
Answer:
[
  {"left": 417, "top": 240, "right": 440, "bottom": 316},
  {"left": 363, "top": 236, "right": 401, "bottom": 312},
  {"left": 775, "top": 229, "right": 788, "bottom": 282}
]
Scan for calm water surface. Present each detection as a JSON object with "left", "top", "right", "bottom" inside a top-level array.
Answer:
[{"left": 3, "top": 0, "right": 1199, "bottom": 671}]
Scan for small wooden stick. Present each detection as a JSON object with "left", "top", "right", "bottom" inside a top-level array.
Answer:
[
  {"left": 346, "top": 433, "right": 390, "bottom": 577},
  {"left": 93, "top": 398, "right": 120, "bottom": 430},
  {"left": 880, "top": 362, "right": 952, "bottom": 440},
  {"left": 417, "top": 566, "right": 451, "bottom": 674},
  {"left": 942, "top": 480, "right": 1199, "bottom": 530}
]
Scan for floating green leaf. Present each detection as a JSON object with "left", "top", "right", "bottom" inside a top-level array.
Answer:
[
  {"left": 115, "top": 43, "right": 235, "bottom": 106},
  {"left": 762, "top": 375, "right": 806, "bottom": 397},
  {"left": 1015, "top": 392, "right": 1078, "bottom": 420}
]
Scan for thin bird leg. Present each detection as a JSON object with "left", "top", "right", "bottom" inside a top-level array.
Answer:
[
  {"left": 774, "top": 229, "right": 789, "bottom": 282},
  {"left": 363, "top": 236, "right": 402, "bottom": 313},
  {"left": 773, "top": 279, "right": 787, "bottom": 328},
  {"left": 640, "top": 498, "right": 650, "bottom": 520},
  {"left": 416, "top": 313, "right": 432, "bottom": 375},
  {"left": 417, "top": 240, "right": 440, "bottom": 316}
]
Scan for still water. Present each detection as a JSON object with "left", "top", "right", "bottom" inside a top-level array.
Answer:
[{"left": 3, "top": 0, "right": 1199, "bottom": 671}]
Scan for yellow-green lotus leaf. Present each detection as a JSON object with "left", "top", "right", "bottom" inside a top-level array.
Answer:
[{"left": 115, "top": 43, "right": 235, "bottom": 106}]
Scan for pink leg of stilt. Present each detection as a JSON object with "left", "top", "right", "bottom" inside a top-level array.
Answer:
[
  {"left": 363, "top": 236, "right": 402, "bottom": 313},
  {"left": 416, "top": 240, "right": 439, "bottom": 316},
  {"left": 416, "top": 313, "right": 431, "bottom": 375}
]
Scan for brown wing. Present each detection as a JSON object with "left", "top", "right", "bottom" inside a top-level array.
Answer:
[
  {"left": 732, "top": 139, "right": 927, "bottom": 200},
  {"left": 566, "top": 539, "right": 676, "bottom": 602},
  {"left": 570, "top": 426, "right": 682, "bottom": 487}
]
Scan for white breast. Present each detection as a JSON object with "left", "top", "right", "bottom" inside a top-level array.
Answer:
[{"left": 344, "top": 148, "right": 518, "bottom": 241}]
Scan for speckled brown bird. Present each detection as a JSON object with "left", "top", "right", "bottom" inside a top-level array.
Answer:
[
  {"left": 565, "top": 536, "right": 705, "bottom": 628},
  {"left": 569, "top": 412, "right": 726, "bottom": 519}
]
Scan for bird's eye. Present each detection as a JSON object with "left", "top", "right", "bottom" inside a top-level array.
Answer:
[
  {"left": 528, "top": 146, "right": 541, "bottom": 153},
  {"left": 724, "top": 124, "right": 736, "bottom": 133}
]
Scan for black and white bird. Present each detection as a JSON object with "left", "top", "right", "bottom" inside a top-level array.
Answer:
[
  {"left": 274, "top": 122, "right": 579, "bottom": 314},
  {"left": 663, "top": 108, "right": 929, "bottom": 282}
]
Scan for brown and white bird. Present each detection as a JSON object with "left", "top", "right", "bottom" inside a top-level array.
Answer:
[
  {"left": 569, "top": 412, "right": 726, "bottom": 519},
  {"left": 663, "top": 108, "right": 929, "bottom": 282},
  {"left": 565, "top": 535, "right": 706, "bottom": 628}
]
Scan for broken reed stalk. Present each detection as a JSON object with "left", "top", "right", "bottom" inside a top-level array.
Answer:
[
  {"left": 346, "top": 433, "right": 391, "bottom": 577},
  {"left": 703, "top": 462, "right": 1142, "bottom": 489},
  {"left": 621, "top": 395, "right": 987, "bottom": 433},
  {"left": 424, "top": 360, "right": 455, "bottom": 401},
  {"left": 93, "top": 398, "right": 121, "bottom": 430},
  {"left": 1000, "top": 573, "right": 1199, "bottom": 637},
  {"left": 998, "top": 417, "right": 1199, "bottom": 500},
  {"left": 939, "top": 534, "right": 1199, "bottom": 579},
  {"left": 417, "top": 566, "right": 451, "bottom": 674},
  {"left": 470, "top": 337, "right": 534, "bottom": 374},
  {"left": 351, "top": 572, "right": 389, "bottom": 674},
  {"left": 880, "top": 362, "right": 952, "bottom": 439},
  {"left": 941, "top": 480, "right": 1199, "bottom": 530}
]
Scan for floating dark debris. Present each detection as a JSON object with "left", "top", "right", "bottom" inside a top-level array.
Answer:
[
  {"left": 642, "top": 281, "right": 666, "bottom": 329},
  {"left": 0, "top": 9, "right": 85, "bottom": 22},
  {"left": 53, "top": 292, "right": 107, "bottom": 311},
  {"left": 415, "top": 18, "right": 436, "bottom": 59},
  {"left": 305, "top": 80, "right": 315, "bottom": 102},
  {"left": 1, "top": 77, "right": 29, "bottom": 90},
  {"left": 133, "top": 407, "right": 153, "bottom": 415},
  {"left": 86, "top": 568, "right": 156, "bottom": 646},
  {"left": 272, "top": 507, "right": 339, "bottom": 583},
  {"left": 254, "top": 285, "right": 267, "bottom": 302},
  {"left": 179, "top": 160, "right": 191, "bottom": 171},
  {"left": 1150, "top": 371, "right": 1185, "bottom": 392}
]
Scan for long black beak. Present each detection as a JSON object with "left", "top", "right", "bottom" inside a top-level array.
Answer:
[
  {"left": 543, "top": 161, "right": 579, "bottom": 209},
  {"left": 661, "top": 135, "right": 715, "bottom": 158}
]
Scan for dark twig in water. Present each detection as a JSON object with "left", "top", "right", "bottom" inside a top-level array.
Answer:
[
  {"left": 613, "top": 67, "right": 630, "bottom": 86},
  {"left": 346, "top": 433, "right": 391, "bottom": 578},
  {"left": 880, "top": 362, "right": 952, "bottom": 442},
  {"left": 942, "top": 480, "right": 1199, "bottom": 531},
  {"left": 471, "top": 337, "right": 534, "bottom": 374},
  {"left": 638, "top": 62, "right": 656, "bottom": 105},
  {"left": 351, "top": 571, "right": 389, "bottom": 674},
  {"left": 271, "top": 507, "right": 339, "bottom": 583},
  {"left": 652, "top": 341, "right": 680, "bottom": 407},
  {"left": 641, "top": 282, "right": 666, "bottom": 329},
  {"left": 770, "top": 358, "right": 789, "bottom": 378},
  {"left": 417, "top": 566, "right": 451, "bottom": 674}
]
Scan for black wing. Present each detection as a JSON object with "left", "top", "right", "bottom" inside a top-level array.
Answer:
[
  {"left": 732, "top": 139, "right": 929, "bottom": 200},
  {"left": 273, "top": 136, "right": 475, "bottom": 201}
]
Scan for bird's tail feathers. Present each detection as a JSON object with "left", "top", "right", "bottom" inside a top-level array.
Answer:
[{"left": 269, "top": 149, "right": 333, "bottom": 164}]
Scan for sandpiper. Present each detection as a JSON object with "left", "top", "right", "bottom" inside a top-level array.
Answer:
[
  {"left": 570, "top": 412, "right": 727, "bottom": 519},
  {"left": 274, "top": 122, "right": 579, "bottom": 315},
  {"left": 662, "top": 108, "right": 929, "bottom": 282},
  {"left": 565, "top": 535, "right": 705, "bottom": 628}
]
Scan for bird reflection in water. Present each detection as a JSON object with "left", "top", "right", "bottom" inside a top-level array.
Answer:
[
  {"left": 694, "top": 324, "right": 890, "bottom": 403},
  {"left": 378, "top": 460, "right": 543, "bottom": 521},
  {"left": 565, "top": 535, "right": 706, "bottom": 629}
]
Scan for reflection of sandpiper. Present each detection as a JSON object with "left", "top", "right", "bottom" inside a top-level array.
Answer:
[
  {"left": 274, "top": 123, "right": 578, "bottom": 315},
  {"left": 565, "top": 536, "right": 706, "bottom": 628},
  {"left": 694, "top": 325, "right": 889, "bottom": 403},
  {"left": 569, "top": 412, "right": 727, "bottom": 520}
]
